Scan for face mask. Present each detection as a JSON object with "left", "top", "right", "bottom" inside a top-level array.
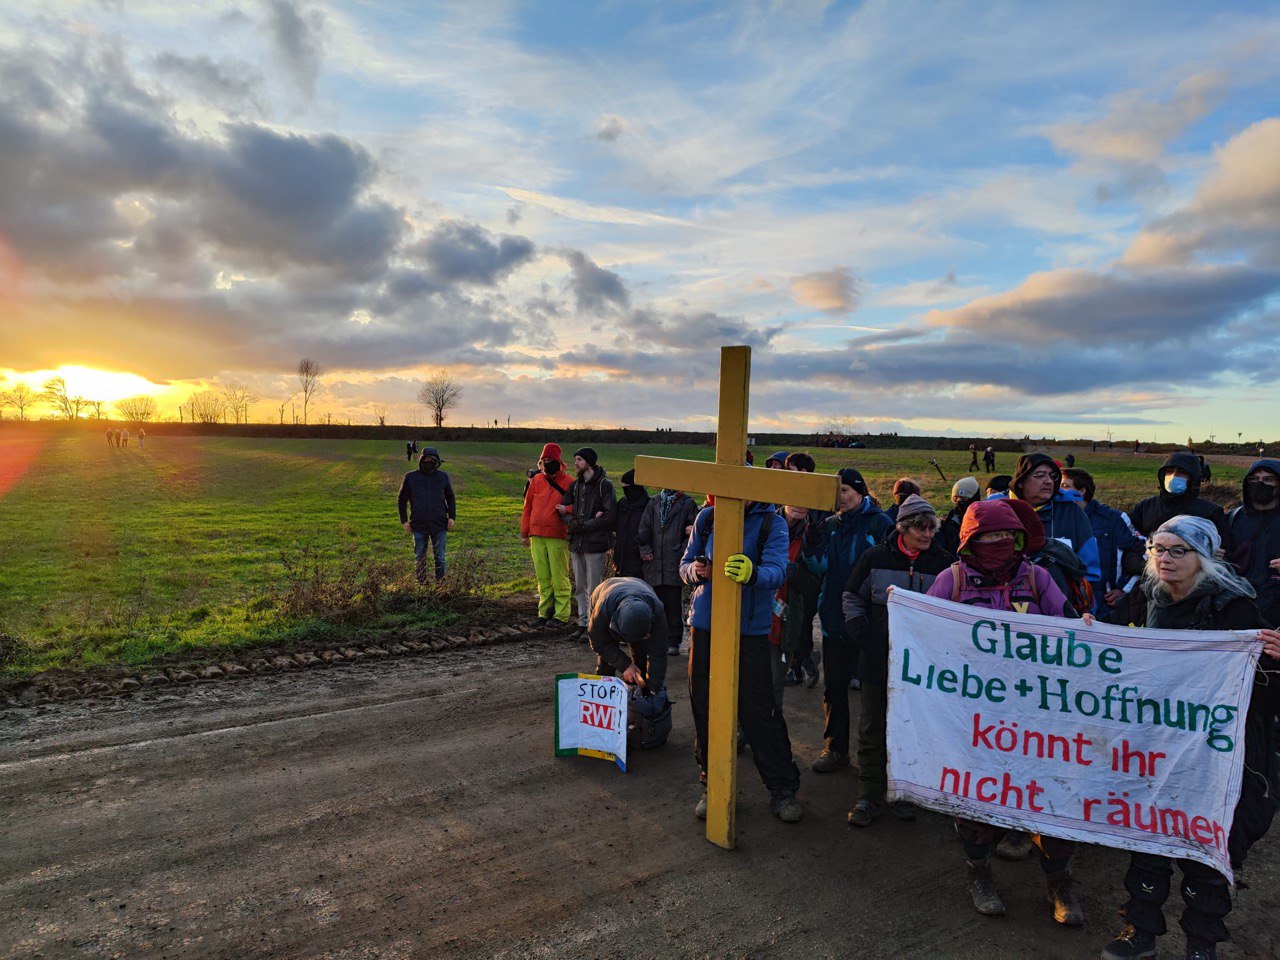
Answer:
[
  {"left": 1059, "top": 488, "right": 1083, "bottom": 503},
  {"left": 1164, "top": 475, "right": 1188, "bottom": 496},
  {"left": 420, "top": 459, "right": 439, "bottom": 473},
  {"left": 624, "top": 485, "right": 644, "bottom": 500},
  {"left": 1246, "top": 478, "right": 1279, "bottom": 506},
  {"left": 543, "top": 459, "right": 560, "bottom": 474},
  {"left": 966, "top": 539, "right": 1020, "bottom": 582}
]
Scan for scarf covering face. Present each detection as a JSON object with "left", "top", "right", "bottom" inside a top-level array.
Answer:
[
  {"left": 657, "top": 489, "right": 678, "bottom": 525},
  {"left": 966, "top": 539, "right": 1020, "bottom": 582}
]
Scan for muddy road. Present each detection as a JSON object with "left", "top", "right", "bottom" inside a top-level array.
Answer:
[{"left": 2, "top": 636, "right": 1276, "bottom": 959}]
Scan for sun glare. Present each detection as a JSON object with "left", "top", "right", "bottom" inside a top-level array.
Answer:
[{"left": 11, "top": 365, "right": 168, "bottom": 405}]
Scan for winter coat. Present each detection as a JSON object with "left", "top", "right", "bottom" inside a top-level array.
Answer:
[
  {"left": 1083, "top": 498, "right": 1145, "bottom": 613},
  {"left": 680, "top": 501, "right": 788, "bottom": 636},
  {"left": 1143, "top": 582, "right": 1278, "bottom": 868},
  {"left": 938, "top": 507, "right": 965, "bottom": 556},
  {"left": 927, "top": 558, "right": 1072, "bottom": 618},
  {"left": 1130, "top": 451, "right": 1228, "bottom": 539},
  {"left": 637, "top": 492, "right": 698, "bottom": 586},
  {"left": 842, "top": 536, "right": 953, "bottom": 682},
  {"left": 397, "top": 467, "right": 456, "bottom": 534},
  {"left": 1225, "top": 458, "right": 1280, "bottom": 627},
  {"left": 563, "top": 467, "right": 617, "bottom": 554},
  {"left": 521, "top": 469, "right": 573, "bottom": 540},
  {"left": 586, "top": 577, "right": 669, "bottom": 676},
  {"left": 613, "top": 488, "right": 650, "bottom": 577},
  {"left": 803, "top": 497, "right": 894, "bottom": 640},
  {"left": 1026, "top": 493, "right": 1103, "bottom": 582}
]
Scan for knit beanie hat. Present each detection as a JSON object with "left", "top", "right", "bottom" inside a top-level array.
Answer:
[
  {"left": 574, "top": 447, "right": 598, "bottom": 467},
  {"left": 765, "top": 451, "right": 790, "bottom": 467},
  {"left": 986, "top": 474, "right": 1012, "bottom": 493},
  {"left": 951, "top": 476, "right": 980, "bottom": 501},
  {"left": 1154, "top": 515, "right": 1220, "bottom": 561},
  {"left": 837, "top": 467, "right": 868, "bottom": 496},
  {"left": 611, "top": 598, "right": 653, "bottom": 643},
  {"left": 620, "top": 468, "right": 637, "bottom": 486},
  {"left": 540, "top": 442, "right": 563, "bottom": 462},
  {"left": 1013, "top": 453, "right": 1060, "bottom": 496},
  {"left": 895, "top": 494, "right": 936, "bottom": 523}
]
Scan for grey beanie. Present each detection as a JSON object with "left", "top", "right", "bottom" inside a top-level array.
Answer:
[
  {"left": 611, "top": 599, "right": 653, "bottom": 643},
  {"left": 1154, "top": 515, "right": 1220, "bottom": 560},
  {"left": 895, "top": 493, "right": 937, "bottom": 523},
  {"left": 952, "top": 476, "right": 980, "bottom": 500}
]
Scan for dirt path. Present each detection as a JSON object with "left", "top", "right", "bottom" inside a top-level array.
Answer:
[{"left": 2, "top": 637, "right": 1275, "bottom": 960}]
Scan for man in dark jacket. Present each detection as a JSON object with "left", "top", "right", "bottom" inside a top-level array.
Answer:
[
  {"left": 397, "top": 447, "right": 456, "bottom": 581},
  {"left": 803, "top": 468, "right": 893, "bottom": 772},
  {"left": 557, "top": 448, "right": 616, "bottom": 637},
  {"left": 1128, "top": 451, "right": 1228, "bottom": 540},
  {"left": 613, "top": 469, "right": 650, "bottom": 579},
  {"left": 842, "top": 495, "right": 952, "bottom": 826},
  {"left": 587, "top": 577, "right": 669, "bottom": 692},
  {"left": 1225, "top": 458, "right": 1280, "bottom": 627},
  {"left": 638, "top": 488, "right": 698, "bottom": 656}
]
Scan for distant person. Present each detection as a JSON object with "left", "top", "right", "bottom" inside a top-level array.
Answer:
[
  {"left": 745, "top": 449, "right": 755, "bottom": 466},
  {"left": 1259, "top": 442, "right": 1266, "bottom": 458},
  {"left": 120, "top": 428, "right": 129, "bottom": 448},
  {"left": 884, "top": 478, "right": 921, "bottom": 524},
  {"left": 982, "top": 446, "right": 996, "bottom": 471},
  {"left": 397, "top": 447, "right": 456, "bottom": 582},
  {"left": 521, "top": 443, "right": 573, "bottom": 628},
  {"left": 1065, "top": 452, "right": 1075, "bottom": 468},
  {"left": 764, "top": 451, "right": 789, "bottom": 469},
  {"left": 985, "top": 475, "right": 1012, "bottom": 499},
  {"left": 968, "top": 443, "right": 979, "bottom": 470},
  {"left": 412, "top": 439, "right": 418, "bottom": 455},
  {"left": 1198, "top": 454, "right": 1212, "bottom": 485},
  {"left": 613, "top": 469, "right": 650, "bottom": 579},
  {"left": 586, "top": 577, "right": 672, "bottom": 748},
  {"left": 637, "top": 487, "right": 698, "bottom": 657},
  {"left": 555, "top": 448, "right": 616, "bottom": 641},
  {"left": 1225, "top": 458, "right": 1280, "bottom": 627},
  {"left": 105, "top": 427, "right": 114, "bottom": 449},
  {"left": 406, "top": 441, "right": 413, "bottom": 461},
  {"left": 137, "top": 428, "right": 145, "bottom": 450}
]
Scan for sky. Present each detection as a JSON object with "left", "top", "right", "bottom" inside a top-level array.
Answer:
[{"left": 1, "top": 1, "right": 1278, "bottom": 440}]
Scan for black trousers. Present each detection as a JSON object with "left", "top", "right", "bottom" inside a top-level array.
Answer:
[
  {"left": 595, "top": 633, "right": 668, "bottom": 694},
  {"left": 688, "top": 627, "right": 799, "bottom": 797},
  {"left": 1121, "top": 852, "right": 1232, "bottom": 947},
  {"left": 653, "top": 584, "right": 684, "bottom": 648},
  {"left": 788, "top": 581, "right": 820, "bottom": 673},
  {"left": 821, "top": 629, "right": 856, "bottom": 754}
]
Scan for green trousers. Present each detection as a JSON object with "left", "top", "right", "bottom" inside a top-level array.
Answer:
[
  {"left": 530, "top": 536, "right": 572, "bottom": 623},
  {"left": 856, "top": 679, "right": 889, "bottom": 804}
]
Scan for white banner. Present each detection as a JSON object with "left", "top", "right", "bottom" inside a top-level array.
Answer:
[
  {"left": 554, "top": 673, "right": 628, "bottom": 771},
  {"left": 886, "top": 589, "right": 1260, "bottom": 879}
]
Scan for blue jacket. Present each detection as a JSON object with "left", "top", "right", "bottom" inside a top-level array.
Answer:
[
  {"left": 1029, "top": 492, "right": 1102, "bottom": 584},
  {"left": 680, "top": 502, "right": 789, "bottom": 636},
  {"left": 1083, "top": 498, "right": 1144, "bottom": 612},
  {"left": 803, "top": 497, "right": 893, "bottom": 639}
]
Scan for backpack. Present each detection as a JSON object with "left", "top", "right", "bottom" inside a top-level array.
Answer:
[
  {"left": 628, "top": 687, "right": 672, "bottom": 749},
  {"left": 950, "top": 561, "right": 1041, "bottom": 606},
  {"left": 1029, "top": 539, "right": 1091, "bottom": 616}
]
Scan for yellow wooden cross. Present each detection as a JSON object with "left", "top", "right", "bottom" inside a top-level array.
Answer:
[{"left": 633, "top": 345, "right": 840, "bottom": 849}]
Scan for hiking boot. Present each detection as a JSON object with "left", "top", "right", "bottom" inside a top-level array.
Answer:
[
  {"left": 847, "top": 798, "right": 881, "bottom": 827},
  {"left": 1100, "top": 925, "right": 1158, "bottom": 959},
  {"left": 804, "top": 664, "right": 820, "bottom": 688},
  {"left": 811, "top": 748, "right": 850, "bottom": 773},
  {"left": 966, "top": 859, "right": 1006, "bottom": 917},
  {"left": 995, "top": 831, "right": 1035, "bottom": 860},
  {"left": 1185, "top": 945, "right": 1217, "bottom": 960},
  {"left": 770, "top": 792, "right": 802, "bottom": 823},
  {"left": 783, "top": 667, "right": 804, "bottom": 686},
  {"left": 1045, "top": 869, "right": 1084, "bottom": 926},
  {"left": 890, "top": 800, "right": 918, "bottom": 821},
  {"left": 532, "top": 616, "right": 549, "bottom": 628},
  {"left": 694, "top": 791, "right": 707, "bottom": 820}
]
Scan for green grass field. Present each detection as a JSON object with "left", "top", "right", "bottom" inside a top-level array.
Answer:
[{"left": 0, "top": 435, "right": 1253, "bottom": 678}]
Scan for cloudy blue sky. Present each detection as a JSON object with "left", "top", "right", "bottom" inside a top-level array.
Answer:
[{"left": 1, "top": 1, "right": 1278, "bottom": 439}]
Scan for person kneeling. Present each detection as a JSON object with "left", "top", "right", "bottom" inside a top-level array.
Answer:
[{"left": 586, "top": 577, "right": 672, "bottom": 749}]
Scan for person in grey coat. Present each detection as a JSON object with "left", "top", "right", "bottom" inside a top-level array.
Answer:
[{"left": 637, "top": 488, "right": 698, "bottom": 655}]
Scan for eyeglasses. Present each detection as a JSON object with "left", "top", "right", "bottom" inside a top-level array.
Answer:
[
  {"left": 1147, "top": 545, "right": 1191, "bottom": 559},
  {"left": 1027, "top": 470, "right": 1056, "bottom": 481}
]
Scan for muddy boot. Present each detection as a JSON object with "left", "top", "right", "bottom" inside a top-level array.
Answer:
[
  {"left": 995, "top": 830, "right": 1034, "bottom": 860},
  {"left": 770, "top": 792, "right": 802, "bottom": 823},
  {"left": 1045, "top": 869, "right": 1084, "bottom": 926},
  {"left": 1100, "top": 925, "right": 1158, "bottom": 959},
  {"left": 811, "top": 748, "right": 849, "bottom": 773},
  {"left": 966, "top": 859, "right": 1006, "bottom": 917},
  {"left": 694, "top": 791, "right": 707, "bottom": 820}
]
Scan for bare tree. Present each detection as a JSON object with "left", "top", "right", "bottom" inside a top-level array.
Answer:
[
  {"left": 417, "top": 372, "right": 463, "bottom": 428},
  {"left": 2, "top": 383, "right": 36, "bottom": 420},
  {"left": 297, "top": 358, "right": 321, "bottom": 424},
  {"left": 115, "top": 395, "right": 158, "bottom": 422},
  {"left": 41, "top": 376, "right": 75, "bottom": 419},
  {"left": 86, "top": 399, "right": 106, "bottom": 419},
  {"left": 220, "top": 381, "right": 259, "bottom": 424},
  {"left": 186, "top": 390, "right": 226, "bottom": 424},
  {"left": 372, "top": 405, "right": 388, "bottom": 427}
]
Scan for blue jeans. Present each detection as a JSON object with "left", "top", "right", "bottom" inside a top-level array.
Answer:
[{"left": 412, "top": 529, "right": 447, "bottom": 581}]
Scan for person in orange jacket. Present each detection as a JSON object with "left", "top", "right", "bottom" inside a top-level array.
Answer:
[{"left": 521, "top": 442, "right": 574, "bottom": 627}]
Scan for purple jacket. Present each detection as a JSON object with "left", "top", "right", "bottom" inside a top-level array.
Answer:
[{"left": 926, "top": 559, "right": 1071, "bottom": 617}]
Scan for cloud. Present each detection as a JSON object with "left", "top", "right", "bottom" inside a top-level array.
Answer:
[
  {"left": 408, "top": 220, "right": 536, "bottom": 286},
  {"left": 873, "top": 270, "right": 990, "bottom": 307},
  {"left": 596, "top": 114, "right": 625, "bottom": 142},
  {"left": 790, "top": 267, "right": 861, "bottom": 313},
  {"left": 152, "top": 53, "right": 265, "bottom": 114},
  {"left": 498, "top": 187, "right": 691, "bottom": 227},
  {"left": 264, "top": 0, "right": 324, "bottom": 97},
  {"left": 564, "top": 250, "right": 629, "bottom": 315}
]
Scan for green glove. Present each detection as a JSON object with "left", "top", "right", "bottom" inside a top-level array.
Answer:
[{"left": 724, "top": 553, "right": 755, "bottom": 584}]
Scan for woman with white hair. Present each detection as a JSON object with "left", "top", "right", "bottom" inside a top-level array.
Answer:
[{"left": 1102, "top": 516, "right": 1280, "bottom": 960}]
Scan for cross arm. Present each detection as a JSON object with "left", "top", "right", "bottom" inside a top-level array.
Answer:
[{"left": 633, "top": 456, "right": 840, "bottom": 513}]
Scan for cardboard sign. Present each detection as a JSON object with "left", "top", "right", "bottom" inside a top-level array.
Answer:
[
  {"left": 886, "top": 589, "right": 1260, "bottom": 880},
  {"left": 554, "top": 673, "right": 628, "bottom": 771}
]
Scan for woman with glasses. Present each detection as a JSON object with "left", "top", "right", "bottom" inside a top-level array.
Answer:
[
  {"left": 1101, "top": 516, "right": 1280, "bottom": 960},
  {"left": 926, "top": 499, "right": 1087, "bottom": 927}
]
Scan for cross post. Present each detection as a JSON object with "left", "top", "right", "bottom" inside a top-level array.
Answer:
[{"left": 633, "top": 346, "right": 840, "bottom": 848}]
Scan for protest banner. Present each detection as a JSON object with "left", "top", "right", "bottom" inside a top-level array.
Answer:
[
  {"left": 554, "top": 673, "right": 628, "bottom": 771},
  {"left": 886, "top": 589, "right": 1260, "bottom": 879}
]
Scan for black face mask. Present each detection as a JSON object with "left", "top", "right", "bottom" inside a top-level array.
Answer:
[
  {"left": 543, "top": 459, "right": 560, "bottom": 474},
  {"left": 1246, "top": 478, "right": 1279, "bottom": 507},
  {"left": 624, "top": 485, "right": 645, "bottom": 501},
  {"left": 420, "top": 459, "right": 439, "bottom": 473}
]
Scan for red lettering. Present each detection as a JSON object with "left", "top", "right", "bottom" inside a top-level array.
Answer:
[
  {"left": 580, "top": 702, "right": 617, "bottom": 730},
  {"left": 976, "top": 776, "right": 998, "bottom": 802},
  {"left": 1190, "top": 816, "right": 1215, "bottom": 845},
  {"left": 972, "top": 713, "right": 994, "bottom": 749}
]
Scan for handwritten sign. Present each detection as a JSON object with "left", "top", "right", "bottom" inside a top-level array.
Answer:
[
  {"left": 554, "top": 673, "right": 628, "bottom": 771},
  {"left": 886, "top": 589, "right": 1260, "bottom": 880}
]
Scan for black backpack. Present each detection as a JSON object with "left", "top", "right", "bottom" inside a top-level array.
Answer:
[{"left": 1029, "top": 539, "right": 1091, "bottom": 616}]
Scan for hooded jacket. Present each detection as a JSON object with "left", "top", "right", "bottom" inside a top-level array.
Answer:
[
  {"left": 1225, "top": 458, "right": 1280, "bottom": 626},
  {"left": 803, "top": 496, "right": 894, "bottom": 640},
  {"left": 1011, "top": 453, "right": 1102, "bottom": 582},
  {"left": 637, "top": 491, "right": 699, "bottom": 586},
  {"left": 613, "top": 484, "right": 651, "bottom": 577},
  {"left": 521, "top": 462, "right": 574, "bottom": 540},
  {"left": 1129, "top": 451, "right": 1228, "bottom": 539},
  {"left": 680, "top": 501, "right": 789, "bottom": 636},
  {"left": 562, "top": 466, "right": 617, "bottom": 554},
  {"left": 397, "top": 462, "right": 456, "bottom": 533}
]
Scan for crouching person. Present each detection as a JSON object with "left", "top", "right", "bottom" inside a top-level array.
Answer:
[
  {"left": 842, "top": 495, "right": 952, "bottom": 827},
  {"left": 682, "top": 500, "right": 802, "bottom": 823},
  {"left": 586, "top": 577, "right": 673, "bottom": 749}
]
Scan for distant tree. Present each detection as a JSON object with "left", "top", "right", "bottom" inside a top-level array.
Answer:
[
  {"left": 115, "top": 396, "right": 158, "bottom": 422},
  {"left": 417, "top": 372, "right": 463, "bottom": 428},
  {"left": 2, "top": 383, "right": 36, "bottom": 420},
  {"left": 220, "top": 382, "right": 259, "bottom": 424},
  {"left": 40, "top": 376, "right": 75, "bottom": 419},
  {"left": 186, "top": 390, "right": 226, "bottom": 424},
  {"left": 372, "top": 405, "right": 388, "bottom": 427},
  {"left": 297, "top": 358, "right": 321, "bottom": 425},
  {"left": 86, "top": 399, "right": 106, "bottom": 419}
]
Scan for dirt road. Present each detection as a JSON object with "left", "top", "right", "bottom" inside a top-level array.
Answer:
[{"left": 2, "top": 636, "right": 1276, "bottom": 959}]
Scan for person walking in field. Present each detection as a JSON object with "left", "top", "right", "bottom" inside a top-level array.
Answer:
[
  {"left": 521, "top": 443, "right": 574, "bottom": 628},
  {"left": 120, "top": 428, "right": 130, "bottom": 448},
  {"left": 137, "top": 428, "right": 145, "bottom": 450},
  {"left": 556, "top": 448, "right": 616, "bottom": 641},
  {"left": 968, "top": 443, "right": 979, "bottom": 470},
  {"left": 105, "top": 427, "right": 114, "bottom": 448},
  {"left": 406, "top": 441, "right": 413, "bottom": 461},
  {"left": 397, "top": 447, "right": 456, "bottom": 582},
  {"left": 983, "top": 446, "right": 996, "bottom": 472}
]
